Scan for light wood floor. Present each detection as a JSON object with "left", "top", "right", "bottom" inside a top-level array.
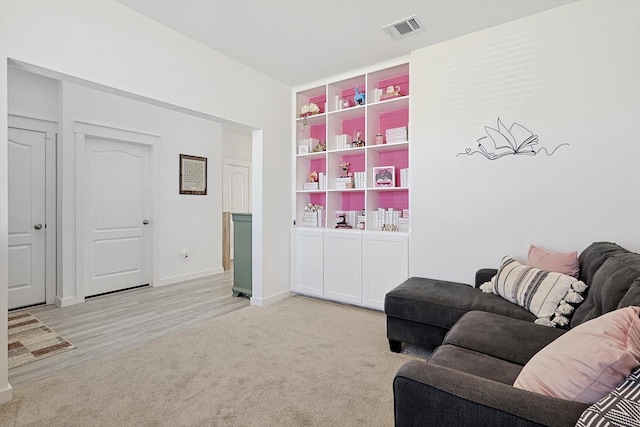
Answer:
[{"left": 9, "top": 269, "right": 249, "bottom": 387}]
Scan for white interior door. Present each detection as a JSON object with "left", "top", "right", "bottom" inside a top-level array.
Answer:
[
  {"left": 223, "top": 159, "right": 251, "bottom": 259},
  {"left": 84, "top": 138, "right": 150, "bottom": 297},
  {"left": 8, "top": 127, "right": 47, "bottom": 309}
]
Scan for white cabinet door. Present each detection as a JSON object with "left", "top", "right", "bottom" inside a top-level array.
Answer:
[
  {"left": 291, "top": 228, "right": 324, "bottom": 297},
  {"left": 363, "top": 233, "right": 408, "bottom": 309},
  {"left": 323, "top": 231, "right": 362, "bottom": 304}
]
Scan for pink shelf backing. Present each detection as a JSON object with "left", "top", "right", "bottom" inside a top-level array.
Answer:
[
  {"left": 340, "top": 191, "right": 365, "bottom": 211},
  {"left": 309, "top": 192, "right": 326, "bottom": 207},
  {"left": 309, "top": 94, "right": 327, "bottom": 114},
  {"left": 378, "top": 150, "right": 408, "bottom": 179},
  {"left": 339, "top": 153, "right": 364, "bottom": 174},
  {"left": 378, "top": 74, "right": 410, "bottom": 97},
  {"left": 378, "top": 190, "right": 408, "bottom": 211},
  {"left": 309, "top": 158, "right": 326, "bottom": 175},
  {"left": 379, "top": 108, "right": 409, "bottom": 137},
  {"left": 341, "top": 116, "right": 365, "bottom": 141},
  {"left": 310, "top": 124, "right": 325, "bottom": 142}
]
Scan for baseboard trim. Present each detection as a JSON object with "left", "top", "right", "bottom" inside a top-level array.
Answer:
[
  {"left": 250, "top": 290, "right": 291, "bottom": 307},
  {"left": 156, "top": 268, "right": 224, "bottom": 287},
  {"left": 0, "top": 383, "right": 13, "bottom": 404},
  {"left": 54, "top": 296, "right": 82, "bottom": 307}
]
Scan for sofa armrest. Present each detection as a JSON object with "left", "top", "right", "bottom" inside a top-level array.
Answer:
[
  {"left": 475, "top": 268, "right": 497, "bottom": 288},
  {"left": 394, "top": 360, "right": 588, "bottom": 427}
]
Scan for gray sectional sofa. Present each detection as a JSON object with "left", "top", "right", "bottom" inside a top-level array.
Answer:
[{"left": 385, "top": 241, "right": 640, "bottom": 426}]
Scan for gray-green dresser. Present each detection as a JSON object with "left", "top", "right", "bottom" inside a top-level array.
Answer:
[{"left": 231, "top": 213, "right": 252, "bottom": 297}]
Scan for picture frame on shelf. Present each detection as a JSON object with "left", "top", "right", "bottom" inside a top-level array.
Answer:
[{"left": 373, "top": 166, "right": 395, "bottom": 188}]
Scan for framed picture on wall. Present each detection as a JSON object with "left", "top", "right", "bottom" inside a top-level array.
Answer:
[
  {"left": 179, "top": 154, "right": 207, "bottom": 195},
  {"left": 373, "top": 166, "right": 395, "bottom": 188}
]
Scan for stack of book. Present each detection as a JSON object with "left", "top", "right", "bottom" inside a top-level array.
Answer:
[
  {"left": 352, "top": 171, "right": 366, "bottom": 189},
  {"left": 335, "top": 177, "right": 354, "bottom": 189},
  {"left": 318, "top": 172, "right": 326, "bottom": 190},
  {"left": 385, "top": 127, "right": 408, "bottom": 144},
  {"left": 303, "top": 182, "right": 319, "bottom": 191},
  {"left": 335, "top": 134, "right": 351, "bottom": 150},
  {"left": 399, "top": 168, "right": 410, "bottom": 187},
  {"left": 399, "top": 209, "right": 410, "bottom": 232},
  {"left": 370, "top": 208, "right": 401, "bottom": 231},
  {"left": 299, "top": 138, "right": 319, "bottom": 151},
  {"left": 302, "top": 208, "right": 324, "bottom": 227}
]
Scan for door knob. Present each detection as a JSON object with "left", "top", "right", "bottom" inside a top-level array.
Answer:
[
  {"left": 34, "top": 224, "right": 43, "bottom": 230},
  {"left": 143, "top": 220, "right": 149, "bottom": 225}
]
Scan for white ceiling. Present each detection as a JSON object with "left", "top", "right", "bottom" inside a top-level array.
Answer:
[{"left": 116, "top": 0, "right": 576, "bottom": 87}]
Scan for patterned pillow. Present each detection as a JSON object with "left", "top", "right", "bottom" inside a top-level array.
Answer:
[
  {"left": 576, "top": 365, "right": 640, "bottom": 426},
  {"left": 480, "top": 256, "right": 587, "bottom": 327}
]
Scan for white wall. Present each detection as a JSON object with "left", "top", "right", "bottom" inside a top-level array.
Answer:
[
  {"left": 410, "top": 0, "right": 640, "bottom": 284},
  {"left": 223, "top": 127, "right": 252, "bottom": 162},
  {"left": 0, "top": 0, "right": 291, "bottom": 402}
]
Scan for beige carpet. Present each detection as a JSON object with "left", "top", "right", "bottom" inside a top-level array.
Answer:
[
  {"left": 8, "top": 312, "right": 75, "bottom": 369},
  {"left": 1, "top": 296, "right": 419, "bottom": 426}
]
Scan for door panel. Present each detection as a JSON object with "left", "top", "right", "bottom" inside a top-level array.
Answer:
[
  {"left": 84, "top": 138, "right": 150, "bottom": 297},
  {"left": 8, "top": 127, "right": 47, "bottom": 309},
  {"left": 223, "top": 160, "right": 251, "bottom": 260}
]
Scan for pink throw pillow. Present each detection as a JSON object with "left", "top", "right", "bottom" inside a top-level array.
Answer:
[
  {"left": 514, "top": 306, "right": 640, "bottom": 403},
  {"left": 528, "top": 245, "right": 579, "bottom": 278}
]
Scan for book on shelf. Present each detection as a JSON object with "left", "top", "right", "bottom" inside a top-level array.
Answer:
[
  {"left": 303, "top": 182, "right": 319, "bottom": 191},
  {"left": 352, "top": 171, "right": 366, "bottom": 189},
  {"left": 370, "top": 208, "right": 409, "bottom": 232},
  {"left": 385, "top": 126, "right": 408, "bottom": 144},
  {"left": 299, "top": 138, "right": 319, "bottom": 151},
  {"left": 318, "top": 172, "right": 326, "bottom": 190},
  {"left": 335, "top": 134, "right": 352, "bottom": 150},
  {"left": 335, "top": 177, "right": 354, "bottom": 189},
  {"left": 399, "top": 168, "right": 409, "bottom": 187}
]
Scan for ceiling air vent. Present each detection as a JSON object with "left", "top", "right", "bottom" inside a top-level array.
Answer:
[{"left": 383, "top": 15, "right": 424, "bottom": 40}]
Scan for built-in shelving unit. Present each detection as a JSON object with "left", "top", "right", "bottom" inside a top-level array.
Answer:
[
  {"left": 290, "top": 58, "right": 410, "bottom": 310},
  {"left": 293, "top": 60, "right": 410, "bottom": 233}
]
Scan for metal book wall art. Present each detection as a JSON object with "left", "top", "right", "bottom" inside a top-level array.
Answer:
[{"left": 457, "top": 118, "right": 569, "bottom": 160}]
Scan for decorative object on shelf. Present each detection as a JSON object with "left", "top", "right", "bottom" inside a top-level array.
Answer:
[
  {"left": 302, "top": 204, "right": 324, "bottom": 227},
  {"left": 297, "top": 103, "right": 321, "bottom": 133},
  {"left": 354, "top": 86, "right": 366, "bottom": 105},
  {"left": 456, "top": 118, "right": 569, "bottom": 161},
  {"left": 380, "top": 85, "right": 402, "bottom": 101},
  {"left": 335, "top": 211, "right": 353, "bottom": 229},
  {"left": 352, "top": 131, "right": 365, "bottom": 147},
  {"left": 312, "top": 140, "right": 326, "bottom": 152},
  {"left": 373, "top": 166, "right": 395, "bottom": 188},
  {"left": 385, "top": 126, "right": 408, "bottom": 144},
  {"left": 298, "top": 146, "right": 309, "bottom": 155},
  {"left": 308, "top": 171, "right": 318, "bottom": 182},
  {"left": 342, "top": 99, "right": 352, "bottom": 109},
  {"left": 375, "top": 134, "right": 384, "bottom": 145},
  {"left": 179, "top": 154, "right": 207, "bottom": 195},
  {"left": 339, "top": 162, "right": 350, "bottom": 177},
  {"left": 300, "top": 102, "right": 320, "bottom": 118}
]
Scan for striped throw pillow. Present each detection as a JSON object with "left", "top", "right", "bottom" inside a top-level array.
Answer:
[{"left": 480, "top": 256, "right": 587, "bottom": 327}]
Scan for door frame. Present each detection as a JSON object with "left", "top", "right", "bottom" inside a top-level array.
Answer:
[
  {"left": 8, "top": 114, "right": 57, "bottom": 306},
  {"left": 74, "top": 121, "right": 160, "bottom": 302}
]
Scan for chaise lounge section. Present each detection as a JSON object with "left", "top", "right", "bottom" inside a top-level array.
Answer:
[{"left": 386, "top": 241, "right": 640, "bottom": 426}]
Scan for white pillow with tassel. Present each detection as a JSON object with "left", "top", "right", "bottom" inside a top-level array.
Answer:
[{"left": 480, "top": 256, "right": 587, "bottom": 327}]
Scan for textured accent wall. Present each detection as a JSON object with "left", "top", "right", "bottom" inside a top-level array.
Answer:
[{"left": 409, "top": 0, "right": 640, "bottom": 283}]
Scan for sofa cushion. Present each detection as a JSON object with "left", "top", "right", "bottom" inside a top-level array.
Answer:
[
  {"left": 384, "top": 277, "right": 536, "bottom": 331},
  {"left": 578, "top": 241, "right": 629, "bottom": 286},
  {"left": 576, "top": 365, "right": 640, "bottom": 427},
  {"left": 514, "top": 306, "right": 640, "bottom": 404},
  {"left": 443, "top": 311, "right": 566, "bottom": 366},
  {"left": 481, "top": 256, "right": 586, "bottom": 327},
  {"left": 428, "top": 344, "right": 523, "bottom": 385},
  {"left": 528, "top": 244, "right": 579, "bottom": 278},
  {"left": 572, "top": 253, "right": 640, "bottom": 327}
]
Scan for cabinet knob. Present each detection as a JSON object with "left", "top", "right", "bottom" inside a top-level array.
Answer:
[
  {"left": 34, "top": 223, "right": 43, "bottom": 230},
  {"left": 143, "top": 220, "right": 149, "bottom": 225}
]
